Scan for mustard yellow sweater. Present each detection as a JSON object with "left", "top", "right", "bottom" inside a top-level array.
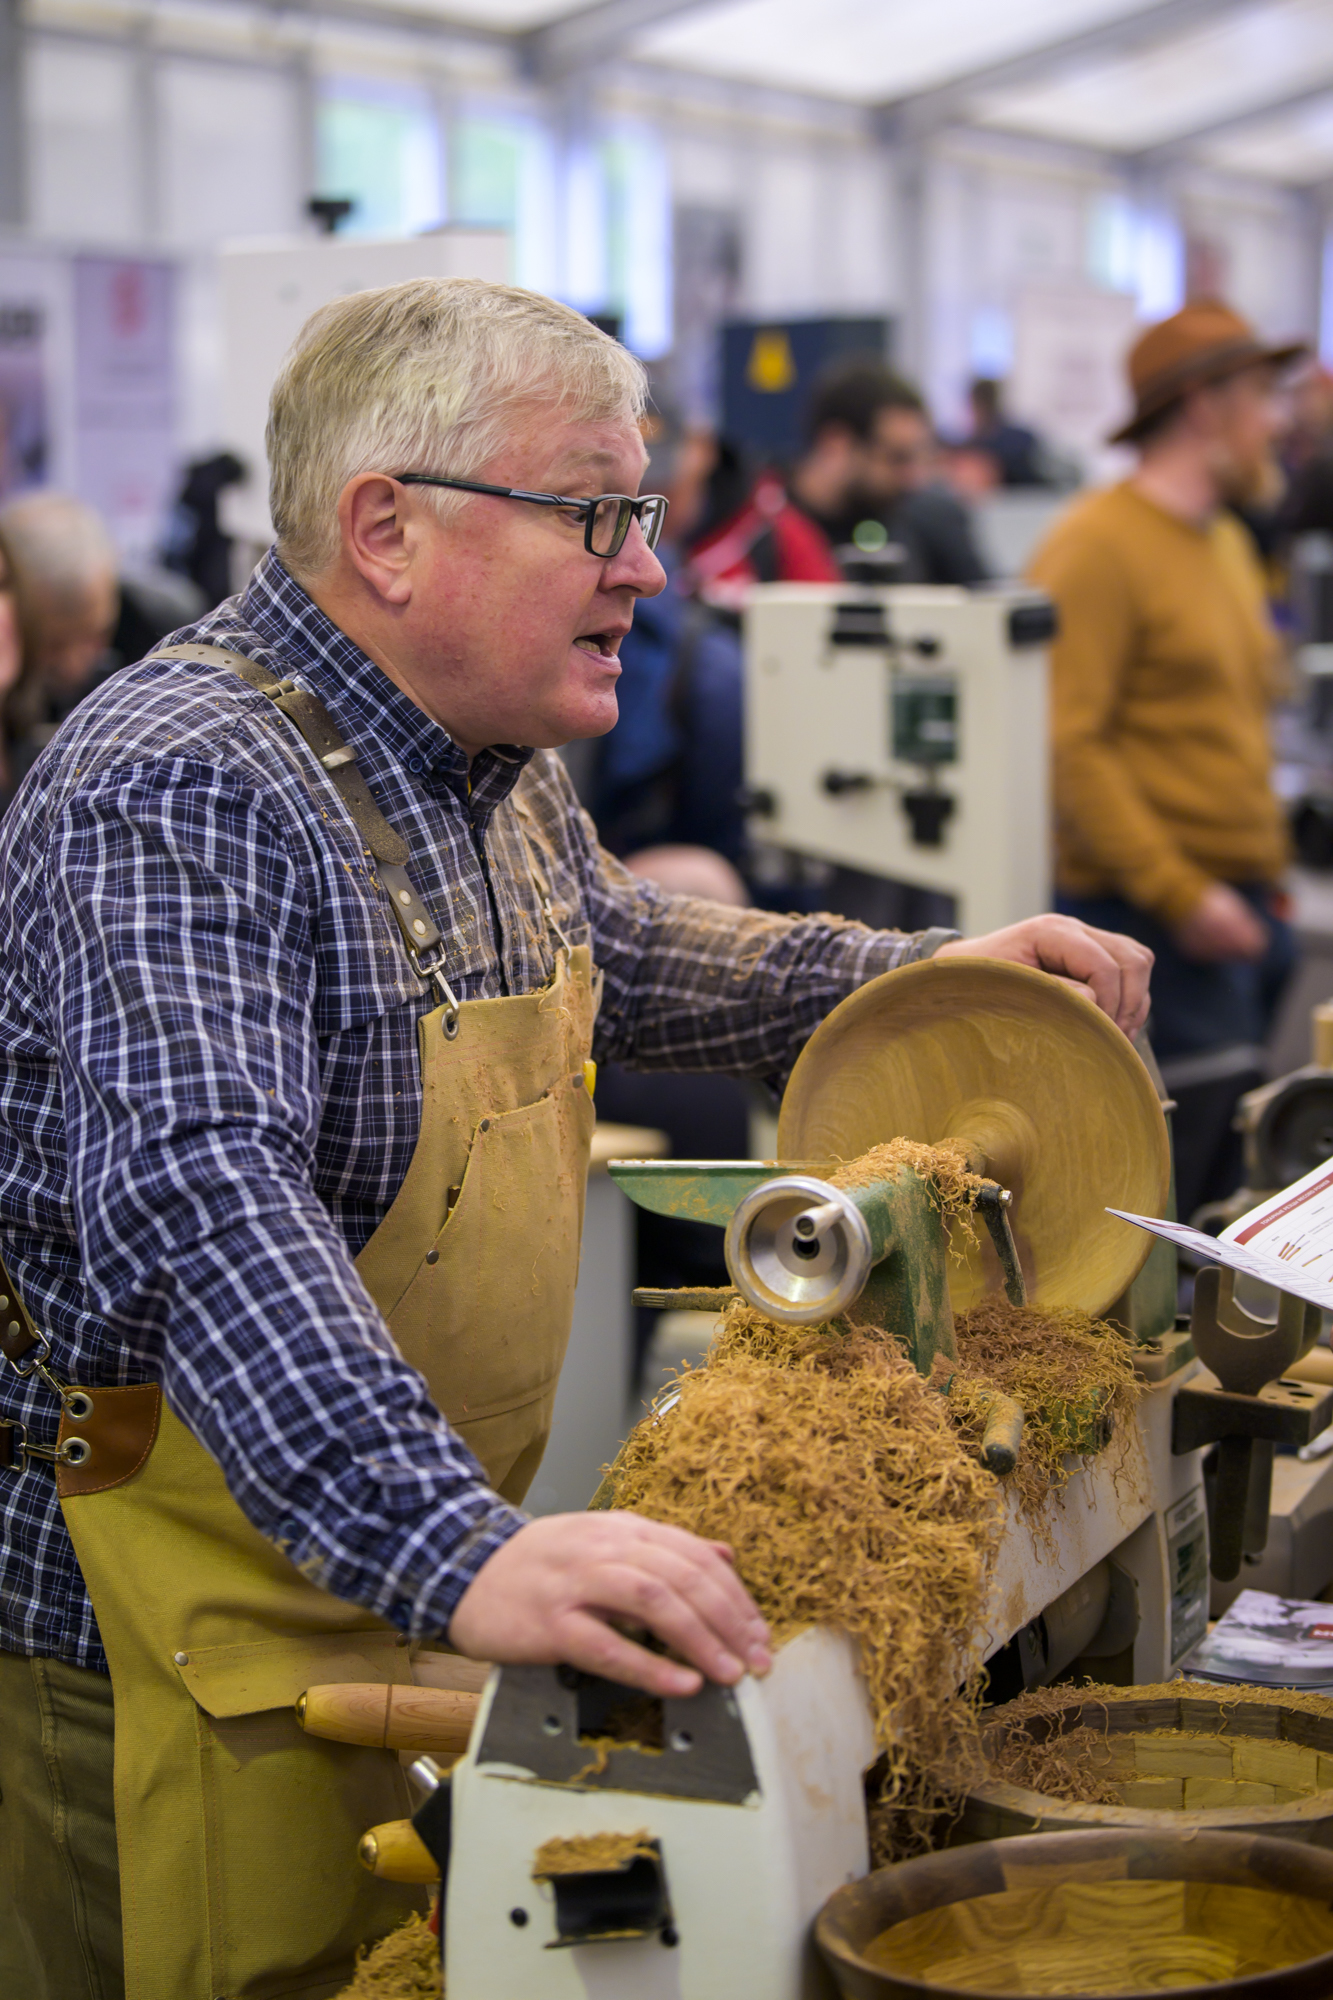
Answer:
[{"left": 1028, "top": 482, "right": 1289, "bottom": 928}]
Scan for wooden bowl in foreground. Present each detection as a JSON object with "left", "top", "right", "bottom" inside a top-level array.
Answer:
[{"left": 815, "top": 1828, "right": 1333, "bottom": 1999}]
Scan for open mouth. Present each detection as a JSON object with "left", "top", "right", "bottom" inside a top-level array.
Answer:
[{"left": 573, "top": 632, "right": 623, "bottom": 660}]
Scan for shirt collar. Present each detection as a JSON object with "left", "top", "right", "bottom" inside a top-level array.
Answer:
[{"left": 238, "top": 549, "right": 535, "bottom": 815}]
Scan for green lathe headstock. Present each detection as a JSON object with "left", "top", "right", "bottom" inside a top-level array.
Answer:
[{"left": 608, "top": 1156, "right": 1024, "bottom": 1381}]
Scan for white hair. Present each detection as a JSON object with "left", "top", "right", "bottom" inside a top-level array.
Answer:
[
  {"left": 267, "top": 276, "right": 648, "bottom": 580},
  {"left": 0, "top": 491, "right": 117, "bottom": 602}
]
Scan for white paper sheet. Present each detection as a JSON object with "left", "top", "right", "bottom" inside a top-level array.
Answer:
[{"left": 1109, "top": 1152, "right": 1333, "bottom": 1314}]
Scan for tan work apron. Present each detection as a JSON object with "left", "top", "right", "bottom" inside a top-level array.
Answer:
[{"left": 27, "top": 652, "right": 599, "bottom": 1999}]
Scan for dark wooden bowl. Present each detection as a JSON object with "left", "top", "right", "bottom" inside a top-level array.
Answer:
[{"left": 815, "top": 1828, "right": 1333, "bottom": 1998}]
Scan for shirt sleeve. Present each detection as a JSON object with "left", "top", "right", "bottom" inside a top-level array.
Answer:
[
  {"left": 45, "top": 754, "right": 524, "bottom": 1639},
  {"left": 1030, "top": 528, "right": 1214, "bottom": 927},
  {"left": 573, "top": 821, "right": 933, "bottom": 1090}
]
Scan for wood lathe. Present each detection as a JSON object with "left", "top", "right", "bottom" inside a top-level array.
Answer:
[{"left": 305, "top": 958, "right": 1333, "bottom": 1997}]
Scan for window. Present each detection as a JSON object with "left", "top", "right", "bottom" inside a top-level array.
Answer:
[{"left": 316, "top": 87, "right": 443, "bottom": 239}]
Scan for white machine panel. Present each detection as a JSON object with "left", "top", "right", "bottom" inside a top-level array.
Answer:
[
  {"left": 744, "top": 582, "right": 1053, "bottom": 935},
  {"left": 445, "top": 1626, "right": 874, "bottom": 2000},
  {"left": 217, "top": 229, "right": 510, "bottom": 545}
]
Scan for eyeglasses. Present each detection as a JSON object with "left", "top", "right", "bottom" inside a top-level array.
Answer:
[{"left": 395, "top": 474, "right": 669, "bottom": 558}]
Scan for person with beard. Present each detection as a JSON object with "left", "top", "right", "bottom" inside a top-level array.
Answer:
[
  {"left": 1029, "top": 301, "right": 1306, "bottom": 1221},
  {"left": 686, "top": 361, "right": 987, "bottom": 603}
]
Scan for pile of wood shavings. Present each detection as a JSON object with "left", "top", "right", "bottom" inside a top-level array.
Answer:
[
  {"left": 604, "top": 1299, "right": 1002, "bottom": 1830},
  {"left": 335, "top": 1915, "right": 440, "bottom": 1999},
  {"left": 944, "top": 1299, "right": 1144, "bottom": 1520},
  {"left": 983, "top": 1680, "right": 1333, "bottom": 1805},
  {"left": 828, "top": 1137, "right": 983, "bottom": 1237},
  {"left": 986, "top": 1720, "right": 1124, "bottom": 1805},
  {"left": 533, "top": 1830, "right": 655, "bottom": 1876}
]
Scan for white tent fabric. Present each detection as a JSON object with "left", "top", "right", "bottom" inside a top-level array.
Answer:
[{"left": 324, "top": 0, "right": 1333, "bottom": 182}]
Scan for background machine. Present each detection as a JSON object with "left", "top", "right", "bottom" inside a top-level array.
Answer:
[{"left": 742, "top": 582, "right": 1055, "bottom": 934}]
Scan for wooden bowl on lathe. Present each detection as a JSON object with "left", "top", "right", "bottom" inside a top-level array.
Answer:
[
  {"left": 779, "top": 957, "right": 1169, "bottom": 1317},
  {"left": 815, "top": 1828, "right": 1333, "bottom": 1998}
]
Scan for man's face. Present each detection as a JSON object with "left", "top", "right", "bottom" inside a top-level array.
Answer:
[
  {"left": 31, "top": 571, "right": 118, "bottom": 695},
  {"left": 850, "top": 407, "right": 934, "bottom": 510},
  {"left": 370, "top": 407, "right": 665, "bottom": 755},
  {"left": 1199, "top": 365, "right": 1284, "bottom": 508}
]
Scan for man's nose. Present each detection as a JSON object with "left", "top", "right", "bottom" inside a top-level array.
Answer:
[{"left": 604, "top": 521, "right": 667, "bottom": 597}]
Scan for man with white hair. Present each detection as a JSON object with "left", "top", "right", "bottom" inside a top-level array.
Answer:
[
  {"left": 0, "top": 489, "right": 119, "bottom": 698},
  {"left": 0, "top": 278, "right": 1149, "bottom": 1998}
]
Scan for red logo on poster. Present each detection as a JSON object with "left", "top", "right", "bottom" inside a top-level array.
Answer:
[{"left": 110, "top": 265, "right": 146, "bottom": 340}]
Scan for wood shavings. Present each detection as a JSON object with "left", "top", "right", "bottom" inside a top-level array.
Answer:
[
  {"left": 986, "top": 1720, "right": 1125, "bottom": 1805},
  {"left": 945, "top": 1300, "right": 1144, "bottom": 1521},
  {"left": 335, "top": 1914, "right": 440, "bottom": 1998},
  {"left": 532, "top": 1831, "right": 656, "bottom": 1878},
  {"left": 828, "top": 1139, "right": 984, "bottom": 1252},
  {"left": 601, "top": 1277, "right": 1148, "bottom": 1858},
  {"left": 603, "top": 1299, "right": 1002, "bottom": 1837}
]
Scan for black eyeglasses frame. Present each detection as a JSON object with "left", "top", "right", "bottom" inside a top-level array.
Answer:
[{"left": 394, "top": 473, "right": 668, "bottom": 558}]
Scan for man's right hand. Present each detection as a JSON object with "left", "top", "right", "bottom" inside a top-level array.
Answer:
[
  {"left": 447, "top": 1512, "right": 772, "bottom": 1698},
  {"left": 1173, "top": 883, "right": 1269, "bottom": 963}
]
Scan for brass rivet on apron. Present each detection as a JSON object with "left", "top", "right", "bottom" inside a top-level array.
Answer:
[
  {"left": 425, "top": 1249, "right": 439, "bottom": 1265},
  {"left": 413, "top": 919, "right": 426, "bottom": 936},
  {"left": 397, "top": 890, "right": 411, "bottom": 906},
  {"left": 174, "top": 1652, "right": 189, "bottom": 1665},
  {"left": 6, "top": 1321, "right": 18, "bottom": 1340},
  {"left": 0, "top": 1294, "right": 8, "bottom": 1308}
]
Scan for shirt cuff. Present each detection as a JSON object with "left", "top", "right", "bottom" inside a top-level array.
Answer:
[{"left": 400, "top": 1494, "right": 529, "bottom": 1642}]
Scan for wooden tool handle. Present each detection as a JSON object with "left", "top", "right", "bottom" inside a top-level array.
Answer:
[
  {"left": 296, "top": 1682, "right": 479, "bottom": 1753},
  {"left": 358, "top": 1819, "right": 439, "bottom": 1883}
]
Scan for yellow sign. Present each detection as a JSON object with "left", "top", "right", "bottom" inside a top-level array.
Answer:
[{"left": 747, "top": 329, "right": 797, "bottom": 395}]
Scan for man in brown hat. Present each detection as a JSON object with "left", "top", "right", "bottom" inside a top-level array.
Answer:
[{"left": 1029, "top": 301, "right": 1305, "bottom": 1221}]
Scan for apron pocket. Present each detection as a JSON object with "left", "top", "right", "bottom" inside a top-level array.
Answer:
[{"left": 386, "top": 1078, "right": 594, "bottom": 1486}]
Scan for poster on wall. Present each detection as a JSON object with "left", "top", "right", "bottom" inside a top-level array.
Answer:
[
  {"left": 0, "top": 299, "right": 50, "bottom": 502},
  {"left": 73, "top": 256, "right": 177, "bottom": 562},
  {"left": 1010, "top": 283, "right": 1139, "bottom": 479}
]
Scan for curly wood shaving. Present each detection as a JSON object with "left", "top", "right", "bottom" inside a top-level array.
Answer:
[{"left": 533, "top": 1831, "right": 656, "bottom": 1878}]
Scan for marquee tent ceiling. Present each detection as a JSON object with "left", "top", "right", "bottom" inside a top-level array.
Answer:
[{"left": 322, "top": 0, "right": 1333, "bottom": 183}]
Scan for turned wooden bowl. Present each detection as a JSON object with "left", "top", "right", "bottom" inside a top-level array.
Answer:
[
  {"left": 815, "top": 1827, "right": 1333, "bottom": 1998},
  {"left": 959, "top": 1688, "right": 1333, "bottom": 1847}
]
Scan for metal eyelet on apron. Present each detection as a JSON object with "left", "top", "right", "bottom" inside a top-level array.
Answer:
[{"left": 419, "top": 956, "right": 463, "bottom": 1040}]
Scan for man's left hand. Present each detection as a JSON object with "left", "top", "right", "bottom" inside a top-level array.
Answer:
[{"left": 933, "top": 916, "right": 1152, "bottom": 1039}]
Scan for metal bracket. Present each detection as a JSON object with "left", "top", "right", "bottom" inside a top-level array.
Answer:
[{"left": 475, "top": 1663, "right": 759, "bottom": 1807}]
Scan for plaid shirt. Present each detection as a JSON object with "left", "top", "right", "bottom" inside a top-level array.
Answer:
[{"left": 0, "top": 551, "right": 925, "bottom": 1671}]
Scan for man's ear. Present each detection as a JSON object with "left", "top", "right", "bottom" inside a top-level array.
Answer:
[{"left": 338, "top": 474, "right": 418, "bottom": 605}]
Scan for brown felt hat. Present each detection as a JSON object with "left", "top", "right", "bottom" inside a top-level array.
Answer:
[{"left": 1109, "top": 299, "right": 1307, "bottom": 445}]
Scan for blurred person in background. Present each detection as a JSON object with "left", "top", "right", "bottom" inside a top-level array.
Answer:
[
  {"left": 1029, "top": 301, "right": 1305, "bottom": 1222},
  {"left": 964, "top": 377, "right": 1049, "bottom": 488},
  {"left": 162, "top": 449, "right": 247, "bottom": 608},
  {"left": 589, "top": 400, "right": 748, "bottom": 881},
  {"left": 0, "top": 492, "right": 119, "bottom": 795},
  {"left": 0, "top": 530, "right": 23, "bottom": 804},
  {"left": 687, "top": 360, "right": 988, "bottom": 605}
]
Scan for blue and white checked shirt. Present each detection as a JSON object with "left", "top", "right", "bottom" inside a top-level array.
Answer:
[{"left": 0, "top": 552, "right": 925, "bottom": 1672}]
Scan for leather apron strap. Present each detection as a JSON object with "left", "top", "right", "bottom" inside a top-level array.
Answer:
[{"left": 10, "top": 646, "right": 601, "bottom": 1998}]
